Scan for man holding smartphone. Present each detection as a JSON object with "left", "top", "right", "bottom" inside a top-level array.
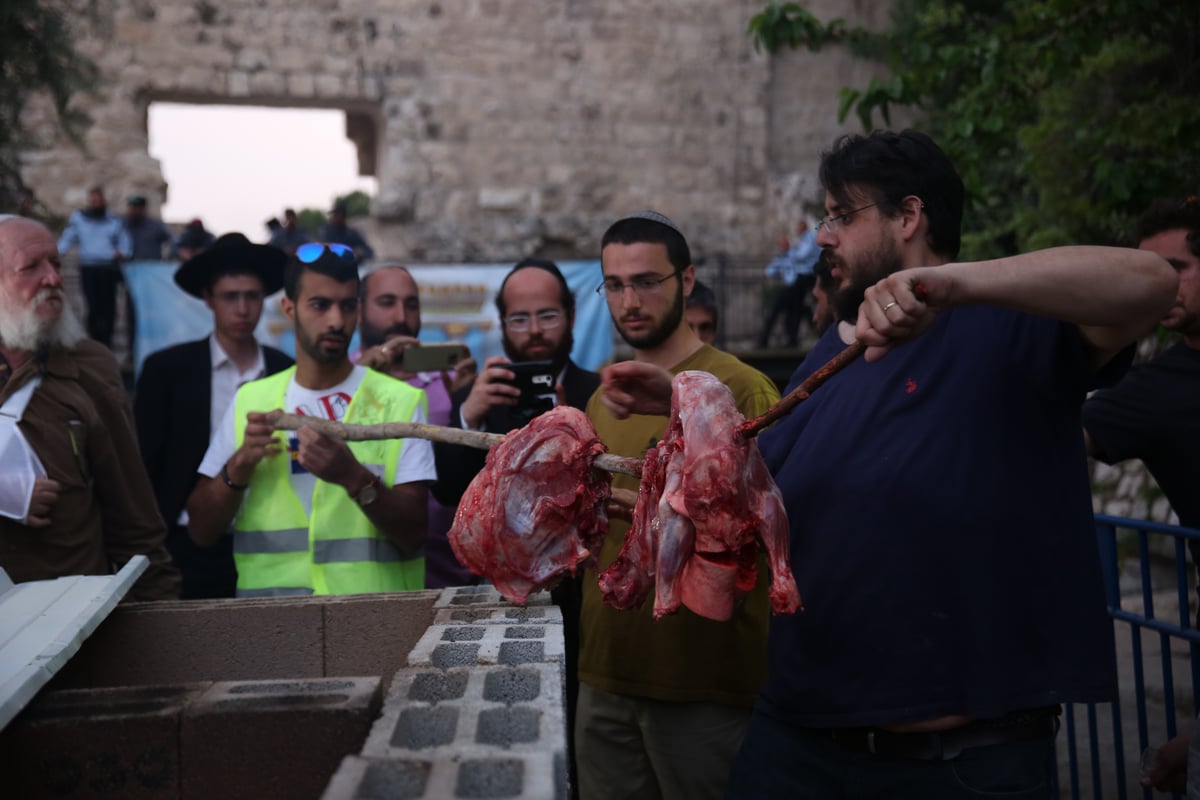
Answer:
[
  {"left": 432, "top": 257, "right": 600, "bottom": 504},
  {"left": 358, "top": 263, "right": 477, "bottom": 588},
  {"left": 432, "top": 257, "right": 600, "bottom": 796}
]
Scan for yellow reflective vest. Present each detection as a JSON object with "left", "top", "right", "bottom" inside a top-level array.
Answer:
[{"left": 231, "top": 367, "right": 427, "bottom": 596}]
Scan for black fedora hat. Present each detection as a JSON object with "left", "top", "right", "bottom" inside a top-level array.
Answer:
[{"left": 174, "top": 232, "right": 288, "bottom": 298}]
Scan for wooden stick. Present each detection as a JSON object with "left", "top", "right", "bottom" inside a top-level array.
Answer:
[
  {"left": 738, "top": 341, "right": 866, "bottom": 438},
  {"left": 739, "top": 283, "right": 927, "bottom": 438},
  {"left": 271, "top": 412, "right": 644, "bottom": 477}
]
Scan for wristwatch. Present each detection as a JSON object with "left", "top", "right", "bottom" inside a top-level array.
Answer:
[{"left": 352, "top": 476, "right": 382, "bottom": 508}]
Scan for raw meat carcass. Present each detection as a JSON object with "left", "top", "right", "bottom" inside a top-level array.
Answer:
[
  {"left": 599, "top": 370, "right": 802, "bottom": 621},
  {"left": 449, "top": 406, "right": 611, "bottom": 604}
]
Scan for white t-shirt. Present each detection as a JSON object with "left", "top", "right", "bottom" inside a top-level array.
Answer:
[
  {"left": 209, "top": 335, "right": 267, "bottom": 436},
  {"left": 197, "top": 365, "right": 436, "bottom": 516}
]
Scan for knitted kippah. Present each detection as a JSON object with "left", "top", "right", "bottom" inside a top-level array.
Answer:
[{"left": 613, "top": 209, "right": 683, "bottom": 236}]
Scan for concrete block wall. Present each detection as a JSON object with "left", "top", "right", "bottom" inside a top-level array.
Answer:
[
  {"left": 323, "top": 585, "right": 569, "bottom": 800},
  {"left": 0, "top": 683, "right": 208, "bottom": 799},
  {"left": 48, "top": 591, "right": 439, "bottom": 694},
  {"left": 0, "top": 677, "right": 381, "bottom": 800},
  {"left": 181, "top": 677, "right": 381, "bottom": 800},
  {"left": 2, "top": 586, "right": 569, "bottom": 799}
]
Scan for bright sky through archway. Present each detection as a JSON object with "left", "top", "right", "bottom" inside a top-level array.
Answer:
[{"left": 148, "top": 104, "right": 378, "bottom": 240}]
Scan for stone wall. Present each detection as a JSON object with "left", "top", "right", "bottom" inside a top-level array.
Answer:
[{"left": 21, "top": 0, "right": 893, "bottom": 262}]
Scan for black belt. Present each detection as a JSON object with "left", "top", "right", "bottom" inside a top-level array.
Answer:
[{"left": 817, "top": 707, "right": 1060, "bottom": 761}]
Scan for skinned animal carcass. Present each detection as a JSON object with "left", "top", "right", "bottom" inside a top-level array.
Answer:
[
  {"left": 448, "top": 406, "right": 611, "bottom": 604},
  {"left": 599, "top": 371, "right": 802, "bottom": 621}
]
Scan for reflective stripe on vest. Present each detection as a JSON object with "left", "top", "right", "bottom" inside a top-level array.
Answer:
[
  {"left": 231, "top": 367, "right": 427, "bottom": 596},
  {"left": 313, "top": 538, "right": 404, "bottom": 563},
  {"left": 234, "top": 528, "right": 308, "bottom": 554},
  {"left": 237, "top": 586, "right": 315, "bottom": 598}
]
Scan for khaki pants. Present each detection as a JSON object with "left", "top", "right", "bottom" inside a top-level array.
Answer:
[{"left": 575, "top": 683, "right": 750, "bottom": 800}]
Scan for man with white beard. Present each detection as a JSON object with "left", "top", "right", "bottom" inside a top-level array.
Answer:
[{"left": 0, "top": 215, "right": 178, "bottom": 599}]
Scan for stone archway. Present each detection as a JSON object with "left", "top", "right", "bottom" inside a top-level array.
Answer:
[{"left": 26, "top": 0, "right": 884, "bottom": 264}]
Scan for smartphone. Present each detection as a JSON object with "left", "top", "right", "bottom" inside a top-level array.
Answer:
[
  {"left": 497, "top": 360, "right": 557, "bottom": 404},
  {"left": 400, "top": 342, "right": 468, "bottom": 372}
]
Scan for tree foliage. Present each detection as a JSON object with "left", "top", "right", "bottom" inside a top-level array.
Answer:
[
  {"left": 336, "top": 190, "right": 372, "bottom": 218},
  {"left": 0, "top": 0, "right": 98, "bottom": 214},
  {"left": 749, "top": 0, "right": 1200, "bottom": 257},
  {"left": 296, "top": 208, "right": 326, "bottom": 235},
  {"left": 296, "top": 190, "right": 372, "bottom": 235}
]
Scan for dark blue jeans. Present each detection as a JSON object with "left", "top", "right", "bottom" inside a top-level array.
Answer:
[{"left": 726, "top": 710, "right": 1056, "bottom": 800}]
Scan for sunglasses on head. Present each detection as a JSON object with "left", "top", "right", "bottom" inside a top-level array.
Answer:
[{"left": 296, "top": 242, "right": 356, "bottom": 264}]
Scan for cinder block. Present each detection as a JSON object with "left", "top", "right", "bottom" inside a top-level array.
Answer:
[
  {"left": 181, "top": 677, "right": 381, "bottom": 800},
  {"left": 434, "top": 585, "right": 552, "bottom": 609},
  {"left": 322, "top": 755, "right": 432, "bottom": 799},
  {"left": 407, "top": 621, "right": 565, "bottom": 668},
  {"left": 322, "top": 753, "right": 566, "bottom": 800},
  {"left": 0, "top": 683, "right": 210, "bottom": 800},
  {"left": 50, "top": 599, "right": 325, "bottom": 690},
  {"left": 431, "top": 604, "right": 564, "bottom": 627},
  {"left": 322, "top": 592, "right": 440, "bottom": 693},
  {"left": 362, "top": 663, "right": 565, "bottom": 761}
]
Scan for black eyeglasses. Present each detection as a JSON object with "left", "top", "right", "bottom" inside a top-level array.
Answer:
[
  {"left": 596, "top": 272, "right": 679, "bottom": 296},
  {"left": 296, "top": 242, "right": 356, "bottom": 264},
  {"left": 504, "top": 309, "right": 565, "bottom": 332},
  {"left": 816, "top": 203, "right": 882, "bottom": 235}
]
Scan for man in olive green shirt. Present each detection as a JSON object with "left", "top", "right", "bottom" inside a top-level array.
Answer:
[{"left": 578, "top": 211, "right": 780, "bottom": 800}]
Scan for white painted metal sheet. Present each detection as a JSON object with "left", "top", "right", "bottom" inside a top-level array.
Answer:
[{"left": 0, "top": 555, "right": 147, "bottom": 731}]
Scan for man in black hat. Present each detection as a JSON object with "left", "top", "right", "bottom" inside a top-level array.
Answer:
[
  {"left": 134, "top": 232, "right": 293, "bottom": 598},
  {"left": 319, "top": 200, "right": 374, "bottom": 261}
]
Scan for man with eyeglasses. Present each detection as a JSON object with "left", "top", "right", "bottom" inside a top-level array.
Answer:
[
  {"left": 432, "top": 257, "right": 599, "bottom": 795},
  {"left": 597, "top": 132, "right": 1177, "bottom": 799},
  {"left": 432, "top": 257, "right": 600, "bottom": 504},
  {"left": 135, "top": 232, "right": 293, "bottom": 598},
  {"left": 357, "top": 263, "right": 478, "bottom": 589},
  {"left": 576, "top": 211, "right": 780, "bottom": 800},
  {"left": 186, "top": 242, "right": 436, "bottom": 596}
]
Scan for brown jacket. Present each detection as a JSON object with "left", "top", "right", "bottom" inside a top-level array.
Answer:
[{"left": 0, "top": 340, "right": 179, "bottom": 600}]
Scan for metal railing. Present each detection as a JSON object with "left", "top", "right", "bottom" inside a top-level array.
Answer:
[{"left": 1058, "top": 515, "right": 1200, "bottom": 799}]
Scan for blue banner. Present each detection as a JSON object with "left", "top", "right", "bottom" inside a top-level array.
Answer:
[{"left": 124, "top": 260, "right": 614, "bottom": 379}]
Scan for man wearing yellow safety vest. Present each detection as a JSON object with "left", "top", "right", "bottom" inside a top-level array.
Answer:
[{"left": 186, "top": 242, "right": 435, "bottom": 596}]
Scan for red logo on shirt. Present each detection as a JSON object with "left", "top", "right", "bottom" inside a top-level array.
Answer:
[{"left": 905, "top": 379, "right": 917, "bottom": 394}]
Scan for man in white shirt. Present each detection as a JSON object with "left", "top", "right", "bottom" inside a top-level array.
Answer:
[
  {"left": 135, "top": 232, "right": 293, "bottom": 598},
  {"left": 186, "top": 243, "right": 435, "bottom": 596}
]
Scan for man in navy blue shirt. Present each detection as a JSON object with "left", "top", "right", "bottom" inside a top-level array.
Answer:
[{"left": 597, "top": 130, "right": 1176, "bottom": 799}]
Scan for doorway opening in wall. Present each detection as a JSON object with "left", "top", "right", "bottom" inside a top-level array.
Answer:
[{"left": 147, "top": 103, "right": 378, "bottom": 240}]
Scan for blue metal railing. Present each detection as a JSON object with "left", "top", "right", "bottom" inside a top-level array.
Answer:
[{"left": 1058, "top": 515, "right": 1200, "bottom": 799}]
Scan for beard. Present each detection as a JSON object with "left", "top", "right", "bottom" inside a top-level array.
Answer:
[
  {"left": 831, "top": 237, "right": 905, "bottom": 323},
  {"left": 1161, "top": 304, "right": 1199, "bottom": 336},
  {"left": 296, "top": 328, "right": 350, "bottom": 365},
  {"left": 614, "top": 284, "right": 685, "bottom": 351},
  {"left": 503, "top": 328, "right": 574, "bottom": 375},
  {"left": 0, "top": 289, "right": 85, "bottom": 352},
  {"left": 360, "top": 318, "right": 417, "bottom": 349}
]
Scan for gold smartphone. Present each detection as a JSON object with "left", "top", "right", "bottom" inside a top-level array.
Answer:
[{"left": 401, "top": 343, "right": 468, "bottom": 372}]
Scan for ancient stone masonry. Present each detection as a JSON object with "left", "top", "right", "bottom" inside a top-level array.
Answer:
[{"left": 23, "top": 0, "right": 891, "bottom": 263}]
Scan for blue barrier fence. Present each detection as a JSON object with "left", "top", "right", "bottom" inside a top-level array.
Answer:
[{"left": 1058, "top": 515, "right": 1200, "bottom": 799}]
